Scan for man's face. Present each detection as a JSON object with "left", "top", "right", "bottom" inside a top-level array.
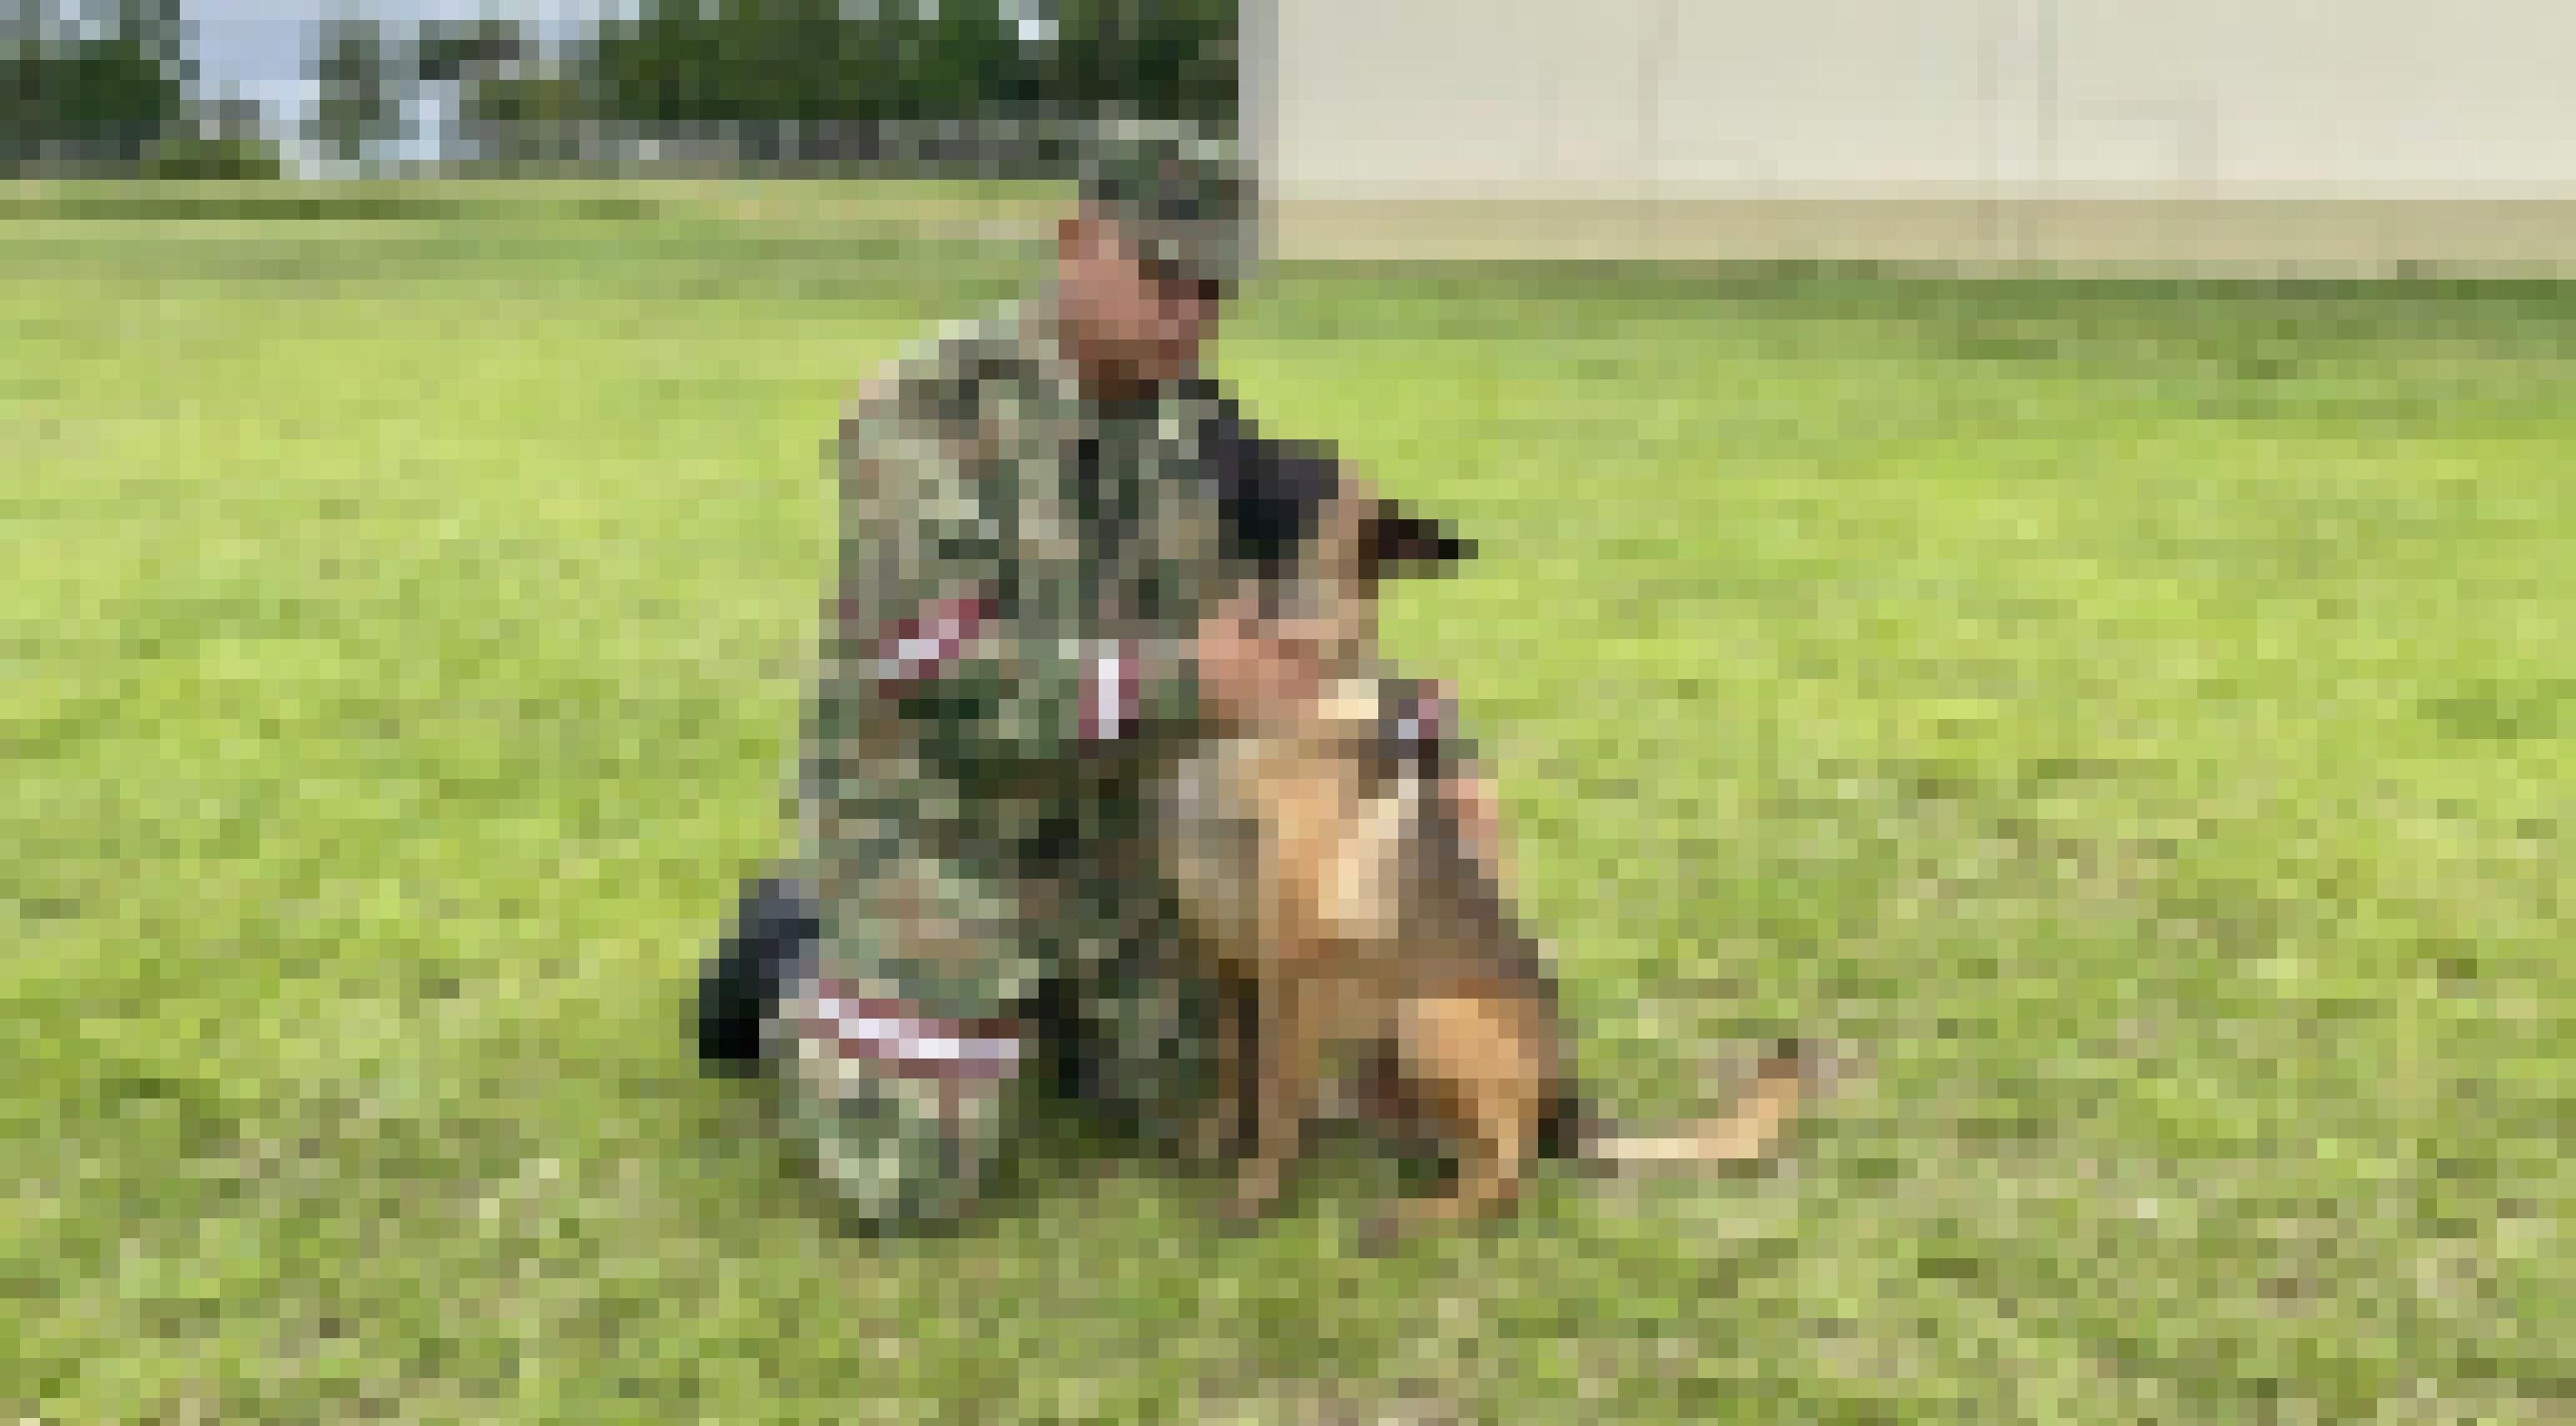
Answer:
[{"left": 1056, "top": 211, "right": 1223, "bottom": 387}]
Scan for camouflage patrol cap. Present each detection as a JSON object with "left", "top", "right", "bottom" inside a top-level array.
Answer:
[{"left": 1077, "top": 120, "right": 1254, "bottom": 296}]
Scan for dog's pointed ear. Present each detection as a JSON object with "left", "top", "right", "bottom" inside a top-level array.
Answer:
[{"left": 1358, "top": 498, "right": 1474, "bottom": 587}]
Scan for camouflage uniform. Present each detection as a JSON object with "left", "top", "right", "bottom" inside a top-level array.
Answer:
[{"left": 771, "top": 125, "right": 1260, "bottom": 1229}]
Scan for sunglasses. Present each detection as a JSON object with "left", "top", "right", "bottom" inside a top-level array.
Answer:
[{"left": 1138, "top": 251, "right": 1227, "bottom": 307}]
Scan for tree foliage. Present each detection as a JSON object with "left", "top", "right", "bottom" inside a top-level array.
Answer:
[
  {"left": 2, "top": 0, "right": 197, "bottom": 165},
  {"left": 309, "top": 14, "right": 404, "bottom": 164},
  {"left": 415, "top": 18, "right": 525, "bottom": 85},
  {"left": 569, "top": 0, "right": 1235, "bottom": 129},
  {"left": 1040, "top": 0, "right": 1234, "bottom": 127}
]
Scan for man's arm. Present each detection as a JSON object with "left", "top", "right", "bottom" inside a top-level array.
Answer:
[{"left": 820, "top": 379, "right": 1209, "bottom": 774}]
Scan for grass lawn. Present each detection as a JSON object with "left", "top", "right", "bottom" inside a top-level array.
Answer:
[{"left": 4, "top": 182, "right": 2568, "bottom": 1422}]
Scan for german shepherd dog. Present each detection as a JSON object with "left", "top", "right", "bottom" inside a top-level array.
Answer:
[{"left": 1164, "top": 431, "right": 1807, "bottom": 1243}]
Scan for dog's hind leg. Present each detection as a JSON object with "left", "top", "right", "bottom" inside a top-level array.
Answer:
[
  {"left": 1362, "top": 996, "right": 1542, "bottom": 1246},
  {"left": 1362, "top": 1100, "right": 1531, "bottom": 1251},
  {"left": 1433, "top": 1111, "right": 1531, "bottom": 1222}
]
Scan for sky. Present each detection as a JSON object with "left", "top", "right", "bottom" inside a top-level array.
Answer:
[{"left": 159, "top": 1, "right": 627, "bottom": 160}]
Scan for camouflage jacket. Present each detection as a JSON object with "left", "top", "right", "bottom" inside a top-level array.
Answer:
[{"left": 799, "top": 300, "right": 1302, "bottom": 868}]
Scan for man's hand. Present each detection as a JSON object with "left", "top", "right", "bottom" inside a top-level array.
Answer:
[{"left": 1194, "top": 589, "right": 1334, "bottom": 731}]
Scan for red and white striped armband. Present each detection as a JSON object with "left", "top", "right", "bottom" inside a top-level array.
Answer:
[{"left": 851, "top": 592, "right": 998, "bottom": 693}]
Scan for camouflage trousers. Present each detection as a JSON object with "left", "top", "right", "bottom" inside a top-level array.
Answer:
[{"left": 767, "top": 802, "right": 1222, "bottom": 1230}]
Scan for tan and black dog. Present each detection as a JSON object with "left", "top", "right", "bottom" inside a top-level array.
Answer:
[{"left": 1163, "top": 437, "right": 1806, "bottom": 1242}]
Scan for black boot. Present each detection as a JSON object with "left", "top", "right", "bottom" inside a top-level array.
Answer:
[{"left": 698, "top": 875, "right": 821, "bottom": 1075}]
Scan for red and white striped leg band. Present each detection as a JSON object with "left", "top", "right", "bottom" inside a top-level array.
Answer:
[
  {"left": 800, "top": 982, "right": 1024, "bottom": 1083},
  {"left": 1078, "top": 639, "right": 1141, "bottom": 744}
]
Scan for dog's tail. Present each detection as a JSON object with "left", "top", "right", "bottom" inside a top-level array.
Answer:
[{"left": 1556, "top": 1039, "right": 1807, "bottom": 1168}]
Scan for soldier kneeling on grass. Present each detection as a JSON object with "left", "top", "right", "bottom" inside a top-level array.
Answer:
[{"left": 696, "top": 123, "right": 1514, "bottom": 1231}]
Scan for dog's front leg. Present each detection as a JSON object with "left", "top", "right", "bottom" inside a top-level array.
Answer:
[
  {"left": 1228, "top": 975, "right": 1318, "bottom": 1223},
  {"left": 1187, "top": 974, "right": 1250, "bottom": 1166}
]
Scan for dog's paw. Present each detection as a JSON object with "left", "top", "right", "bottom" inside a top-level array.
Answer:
[
  {"left": 1218, "top": 1197, "right": 1278, "bottom": 1236},
  {"left": 1186, "top": 1110, "right": 1242, "bottom": 1169},
  {"left": 1353, "top": 1211, "right": 1405, "bottom": 1257},
  {"left": 1224, "top": 1163, "right": 1285, "bottom": 1225}
]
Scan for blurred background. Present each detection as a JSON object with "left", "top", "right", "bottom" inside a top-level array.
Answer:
[
  {"left": 10, "top": 0, "right": 2575, "bottom": 267},
  {"left": 1, "top": 0, "right": 1235, "bottom": 180}
]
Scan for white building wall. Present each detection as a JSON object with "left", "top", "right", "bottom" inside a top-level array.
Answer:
[{"left": 1251, "top": 0, "right": 2576, "bottom": 265}]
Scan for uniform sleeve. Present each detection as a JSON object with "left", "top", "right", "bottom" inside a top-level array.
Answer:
[{"left": 821, "top": 379, "right": 1207, "bottom": 773}]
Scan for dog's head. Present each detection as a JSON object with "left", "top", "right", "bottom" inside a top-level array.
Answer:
[
  {"left": 1250, "top": 474, "right": 1473, "bottom": 685},
  {"left": 1202, "top": 412, "right": 1477, "bottom": 733},
  {"left": 1208, "top": 411, "right": 1473, "bottom": 602},
  {"left": 1303, "top": 458, "right": 1475, "bottom": 614}
]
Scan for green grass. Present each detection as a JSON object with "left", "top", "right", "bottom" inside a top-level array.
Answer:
[{"left": 6, "top": 183, "right": 2570, "bottom": 1422}]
